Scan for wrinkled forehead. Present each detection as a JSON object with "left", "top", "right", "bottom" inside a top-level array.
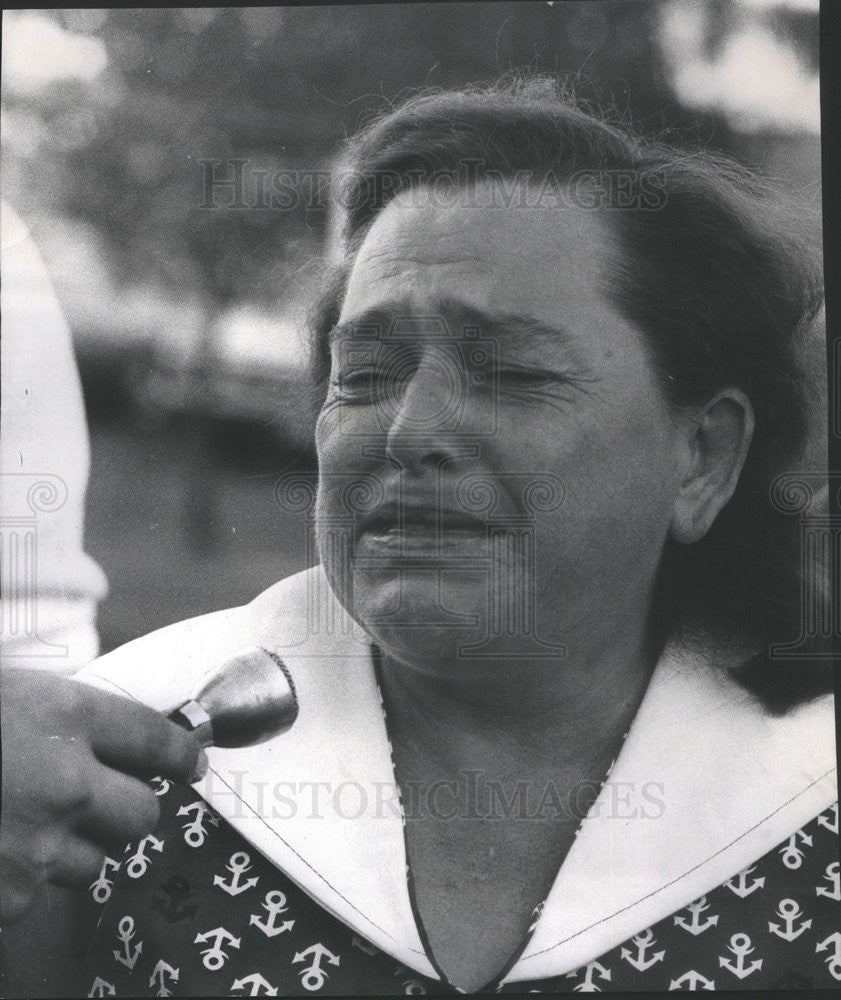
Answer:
[
  {"left": 335, "top": 181, "right": 632, "bottom": 364},
  {"left": 340, "top": 182, "right": 617, "bottom": 318}
]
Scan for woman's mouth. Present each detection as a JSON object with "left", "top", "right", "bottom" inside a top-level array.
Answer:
[{"left": 355, "top": 504, "right": 489, "bottom": 554}]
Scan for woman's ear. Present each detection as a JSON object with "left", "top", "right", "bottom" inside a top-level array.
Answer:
[{"left": 669, "top": 388, "right": 755, "bottom": 545}]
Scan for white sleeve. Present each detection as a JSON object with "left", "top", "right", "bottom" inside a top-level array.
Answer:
[{"left": 0, "top": 199, "right": 108, "bottom": 672}]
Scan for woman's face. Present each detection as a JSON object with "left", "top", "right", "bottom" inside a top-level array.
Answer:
[{"left": 315, "top": 183, "right": 687, "bottom": 671}]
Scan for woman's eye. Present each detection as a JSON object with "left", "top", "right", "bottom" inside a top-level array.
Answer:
[
  {"left": 336, "top": 370, "right": 373, "bottom": 388},
  {"left": 498, "top": 368, "right": 565, "bottom": 387},
  {"left": 493, "top": 368, "right": 579, "bottom": 408},
  {"left": 329, "top": 369, "right": 393, "bottom": 401},
  {"left": 330, "top": 370, "right": 371, "bottom": 392}
]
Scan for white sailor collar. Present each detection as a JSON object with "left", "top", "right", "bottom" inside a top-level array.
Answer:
[{"left": 77, "top": 566, "right": 838, "bottom": 986}]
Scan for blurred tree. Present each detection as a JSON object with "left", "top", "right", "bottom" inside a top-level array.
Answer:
[{"left": 51, "top": 2, "right": 728, "bottom": 310}]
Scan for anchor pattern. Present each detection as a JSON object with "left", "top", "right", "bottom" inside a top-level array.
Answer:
[
  {"left": 518, "top": 802, "right": 841, "bottom": 994},
  {"left": 77, "top": 783, "right": 839, "bottom": 995}
]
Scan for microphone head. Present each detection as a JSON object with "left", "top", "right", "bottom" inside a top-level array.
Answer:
[{"left": 170, "top": 646, "right": 298, "bottom": 748}]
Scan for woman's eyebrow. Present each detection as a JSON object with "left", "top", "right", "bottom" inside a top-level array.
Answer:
[
  {"left": 328, "top": 302, "right": 573, "bottom": 349},
  {"left": 471, "top": 311, "right": 574, "bottom": 347},
  {"left": 327, "top": 309, "right": 395, "bottom": 346}
]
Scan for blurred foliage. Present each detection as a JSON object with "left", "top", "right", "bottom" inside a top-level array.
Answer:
[
  {"left": 21, "top": 3, "right": 728, "bottom": 308},
  {"left": 4, "top": 3, "right": 820, "bottom": 311}
]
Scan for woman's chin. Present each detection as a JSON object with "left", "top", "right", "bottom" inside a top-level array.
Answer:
[{"left": 346, "top": 569, "right": 489, "bottom": 668}]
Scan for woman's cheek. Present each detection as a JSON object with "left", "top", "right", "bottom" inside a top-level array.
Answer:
[{"left": 315, "top": 397, "right": 384, "bottom": 458}]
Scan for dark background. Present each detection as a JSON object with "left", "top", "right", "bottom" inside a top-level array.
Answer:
[{"left": 1, "top": 1, "right": 822, "bottom": 651}]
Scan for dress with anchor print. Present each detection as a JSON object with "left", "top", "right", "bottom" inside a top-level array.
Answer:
[{"left": 75, "top": 778, "right": 841, "bottom": 996}]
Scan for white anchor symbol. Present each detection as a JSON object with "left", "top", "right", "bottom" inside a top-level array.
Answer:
[
  {"left": 249, "top": 890, "right": 295, "bottom": 937},
  {"left": 769, "top": 898, "right": 812, "bottom": 941},
  {"left": 674, "top": 896, "right": 719, "bottom": 936},
  {"left": 620, "top": 928, "right": 665, "bottom": 970},
  {"left": 718, "top": 933, "right": 763, "bottom": 979},
  {"left": 112, "top": 914, "right": 143, "bottom": 969},
  {"left": 177, "top": 800, "right": 220, "bottom": 847},
  {"left": 724, "top": 865, "right": 765, "bottom": 897},
  {"left": 231, "top": 972, "right": 279, "bottom": 995},
  {"left": 150, "top": 775, "right": 171, "bottom": 797},
  {"left": 213, "top": 850, "right": 259, "bottom": 896},
  {"left": 816, "top": 802, "right": 838, "bottom": 834},
  {"left": 400, "top": 978, "right": 427, "bottom": 995},
  {"left": 565, "top": 959, "right": 611, "bottom": 991},
  {"left": 816, "top": 931, "right": 841, "bottom": 981},
  {"left": 125, "top": 834, "right": 164, "bottom": 878},
  {"left": 779, "top": 829, "right": 812, "bottom": 869},
  {"left": 293, "top": 943, "right": 341, "bottom": 991},
  {"left": 194, "top": 926, "right": 241, "bottom": 970},
  {"left": 149, "top": 959, "right": 179, "bottom": 997},
  {"left": 816, "top": 861, "right": 841, "bottom": 901},
  {"left": 669, "top": 969, "right": 715, "bottom": 990},
  {"left": 88, "top": 976, "right": 116, "bottom": 997},
  {"left": 89, "top": 856, "right": 121, "bottom": 904}
]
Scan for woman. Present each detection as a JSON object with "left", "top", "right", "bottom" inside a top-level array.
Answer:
[{"left": 30, "top": 79, "right": 841, "bottom": 994}]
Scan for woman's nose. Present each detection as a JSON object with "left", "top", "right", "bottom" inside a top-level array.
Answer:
[{"left": 383, "top": 349, "right": 471, "bottom": 469}]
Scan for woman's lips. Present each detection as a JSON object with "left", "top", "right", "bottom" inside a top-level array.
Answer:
[
  {"left": 355, "top": 506, "right": 489, "bottom": 554},
  {"left": 359, "top": 525, "right": 487, "bottom": 550}
]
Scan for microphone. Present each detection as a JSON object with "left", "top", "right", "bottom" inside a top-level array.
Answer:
[{"left": 168, "top": 646, "right": 298, "bottom": 748}]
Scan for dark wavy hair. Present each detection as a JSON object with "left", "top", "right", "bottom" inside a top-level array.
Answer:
[{"left": 307, "top": 77, "right": 829, "bottom": 713}]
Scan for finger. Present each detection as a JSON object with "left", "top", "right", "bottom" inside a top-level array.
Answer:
[
  {"left": 46, "top": 835, "right": 110, "bottom": 890},
  {"left": 3, "top": 740, "right": 94, "bottom": 822},
  {"left": 74, "top": 764, "right": 161, "bottom": 846},
  {"left": 74, "top": 684, "right": 205, "bottom": 784},
  {"left": 0, "top": 850, "right": 40, "bottom": 923}
]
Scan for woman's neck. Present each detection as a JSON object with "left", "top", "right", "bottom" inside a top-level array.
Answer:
[{"left": 375, "top": 622, "right": 660, "bottom": 777}]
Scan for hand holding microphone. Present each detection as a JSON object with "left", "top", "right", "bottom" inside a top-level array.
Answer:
[{"left": 0, "top": 649, "right": 297, "bottom": 922}]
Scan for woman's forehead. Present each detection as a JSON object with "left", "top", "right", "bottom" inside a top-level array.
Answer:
[
  {"left": 338, "top": 185, "right": 637, "bottom": 364},
  {"left": 350, "top": 182, "right": 613, "bottom": 272}
]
